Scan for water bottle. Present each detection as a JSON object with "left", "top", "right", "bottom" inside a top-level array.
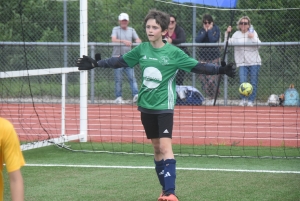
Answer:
[{"left": 249, "top": 25, "right": 254, "bottom": 33}]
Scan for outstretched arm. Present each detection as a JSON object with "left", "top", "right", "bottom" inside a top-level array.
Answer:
[
  {"left": 191, "top": 62, "right": 236, "bottom": 78},
  {"left": 97, "top": 55, "right": 129, "bottom": 68},
  {"left": 76, "top": 54, "right": 129, "bottom": 70}
]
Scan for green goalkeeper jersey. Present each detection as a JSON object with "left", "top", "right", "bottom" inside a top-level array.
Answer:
[{"left": 123, "top": 42, "right": 198, "bottom": 111}]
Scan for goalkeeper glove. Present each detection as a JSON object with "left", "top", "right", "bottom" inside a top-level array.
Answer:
[
  {"left": 76, "top": 55, "right": 98, "bottom": 70},
  {"left": 219, "top": 62, "right": 236, "bottom": 78},
  {"left": 95, "top": 53, "right": 101, "bottom": 61}
]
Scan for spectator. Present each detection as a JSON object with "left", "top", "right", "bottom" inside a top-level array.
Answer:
[
  {"left": 165, "top": 14, "right": 189, "bottom": 100},
  {"left": 111, "top": 13, "right": 142, "bottom": 104},
  {"left": 195, "top": 14, "right": 221, "bottom": 105},
  {"left": 226, "top": 16, "right": 261, "bottom": 107},
  {"left": 0, "top": 117, "right": 25, "bottom": 201}
]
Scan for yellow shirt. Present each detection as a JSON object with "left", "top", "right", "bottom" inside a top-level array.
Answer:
[{"left": 0, "top": 118, "right": 25, "bottom": 200}]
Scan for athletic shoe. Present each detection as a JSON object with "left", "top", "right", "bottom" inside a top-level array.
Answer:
[
  {"left": 133, "top": 94, "right": 138, "bottom": 103},
  {"left": 158, "top": 192, "right": 179, "bottom": 201},
  {"left": 239, "top": 99, "right": 247, "bottom": 106},
  {"left": 114, "top": 97, "right": 125, "bottom": 104},
  {"left": 158, "top": 191, "right": 164, "bottom": 199},
  {"left": 247, "top": 101, "right": 254, "bottom": 107}
]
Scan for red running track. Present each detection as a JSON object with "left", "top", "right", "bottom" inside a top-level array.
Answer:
[{"left": 1, "top": 103, "right": 299, "bottom": 147}]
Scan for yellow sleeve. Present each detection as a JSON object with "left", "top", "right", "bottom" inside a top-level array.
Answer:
[{"left": 1, "top": 118, "right": 25, "bottom": 173}]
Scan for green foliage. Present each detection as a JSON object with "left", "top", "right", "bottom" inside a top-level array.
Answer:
[
  {"left": 1, "top": 0, "right": 299, "bottom": 94},
  {"left": 237, "top": 0, "right": 300, "bottom": 41},
  {"left": 1, "top": 0, "right": 299, "bottom": 42},
  {"left": 38, "top": 26, "right": 62, "bottom": 42}
]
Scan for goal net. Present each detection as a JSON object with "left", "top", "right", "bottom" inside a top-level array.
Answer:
[
  {"left": 0, "top": 67, "right": 83, "bottom": 149},
  {"left": 1, "top": 0, "right": 299, "bottom": 158}
]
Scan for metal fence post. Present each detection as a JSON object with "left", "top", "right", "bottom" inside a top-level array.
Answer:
[{"left": 90, "top": 45, "right": 95, "bottom": 104}]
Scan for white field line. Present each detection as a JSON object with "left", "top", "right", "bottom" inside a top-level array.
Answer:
[{"left": 25, "top": 163, "right": 300, "bottom": 174}]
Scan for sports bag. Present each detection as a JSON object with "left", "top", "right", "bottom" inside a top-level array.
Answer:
[
  {"left": 176, "top": 86, "right": 205, "bottom": 106},
  {"left": 284, "top": 84, "right": 299, "bottom": 106}
]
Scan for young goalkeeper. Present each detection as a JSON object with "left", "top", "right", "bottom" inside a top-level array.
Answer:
[
  {"left": 76, "top": 9, "right": 235, "bottom": 201},
  {"left": 0, "top": 118, "right": 25, "bottom": 201}
]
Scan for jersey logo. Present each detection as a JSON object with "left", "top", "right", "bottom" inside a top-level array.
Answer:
[
  {"left": 159, "top": 56, "right": 170, "bottom": 66},
  {"left": 143, "top": 67, "right": 162, "bottom": 89},
  {"left": 142, "top": 55, "right": 147, "bottom": 60}
]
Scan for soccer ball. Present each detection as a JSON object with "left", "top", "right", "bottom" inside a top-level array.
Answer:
[{"left": 239, "top": 82, "right": 253, "bottom": 96}]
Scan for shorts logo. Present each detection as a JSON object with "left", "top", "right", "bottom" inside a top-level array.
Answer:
[{"left": 163, "top": 129, "right": 169, "bottom": 134}]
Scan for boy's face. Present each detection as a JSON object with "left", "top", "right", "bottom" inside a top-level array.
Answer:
[{"left": 145, "top": 19, "right": 167, "bottom": 43}]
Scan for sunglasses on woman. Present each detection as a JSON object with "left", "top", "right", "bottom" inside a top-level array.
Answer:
[
  {"left": 203, "top": 21, "right": 211, "bottom": 25},
  {"left": 170, "top": 20, "right": 175, "bottom": 24},
  {"left": 239, "top": 22, "right": 249, "bottom": 25}
]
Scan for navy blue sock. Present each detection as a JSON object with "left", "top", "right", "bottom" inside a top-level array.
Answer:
[
  {"left": 154, "top": 159, "right": 165, "bottom": 191},
  {"left": 163, "top": 159, "right": 176, "bottom": 195}
]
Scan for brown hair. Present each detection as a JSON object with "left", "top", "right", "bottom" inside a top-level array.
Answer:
[
  {"left": 144, "top": 9, "right": 170, "bottom": 32},
  {"left": 202, "top": 14, "right": 214, "bottom": 23}
]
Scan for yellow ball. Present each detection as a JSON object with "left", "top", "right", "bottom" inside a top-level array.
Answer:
[{"left": 239, "top": 82, "right": 253, "bottom": 96}]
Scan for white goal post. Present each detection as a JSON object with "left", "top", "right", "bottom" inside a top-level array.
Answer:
[
  {"left": 0, "top": 67, "right": 87, "bottom": 150},
  {"left": 1, "top": 0, "right": 89, "bottom": 151}
]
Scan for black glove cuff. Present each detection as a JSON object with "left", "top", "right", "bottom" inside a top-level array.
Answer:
[
  {"left": 95, "top": 53, "right": 101, "bottom": 61},
  {"left": 219, "top": 66, "right": 225, "bottom": 74},
  {"left": 221, "top": 61, "right": 226, "bottom": 67}
]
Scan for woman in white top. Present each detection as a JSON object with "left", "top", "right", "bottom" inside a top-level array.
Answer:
[{"left": 225, "top": 16, "right": 261, "bottom": 107}]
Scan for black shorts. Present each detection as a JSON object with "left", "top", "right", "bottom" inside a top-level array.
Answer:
[{"left": 141, "top": 112, "right": 174, "bottom": 139}]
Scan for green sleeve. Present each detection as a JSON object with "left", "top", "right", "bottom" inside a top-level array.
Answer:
[
  {"left": 122, "top": 45, "right": 141, "bottom": 67},
  {"left": 175, "top": 49, "right": 198, "bottom": 72}
]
